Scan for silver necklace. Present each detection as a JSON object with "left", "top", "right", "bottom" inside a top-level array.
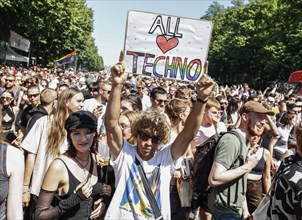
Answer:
[{"left": 74, "top": 156, "right": 90, "bottom": 175}]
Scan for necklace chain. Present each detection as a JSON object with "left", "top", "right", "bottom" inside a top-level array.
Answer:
[{"left": 74, "top": 156, "right": 90, "bottom": 173}]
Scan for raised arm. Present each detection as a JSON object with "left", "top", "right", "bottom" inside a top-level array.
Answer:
[
  {"left": 265, "top": 115, "right": 279, "bottom": 137},
  {"left": 171, "top": 74, "right": 216, "bottom": 160},
  {"left": 105, "top": 51, "right": 128, "bottom": 159}
]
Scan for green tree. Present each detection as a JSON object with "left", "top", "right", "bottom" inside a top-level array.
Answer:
[
  {"left": 204, "top": 0, "right": 302, "bottom": 89},
  {"left": 0, "top": 0, "right": 104, "bottom": 70},
  {"left": 201, "top": 1, "right": 225, "bottom": 19}
]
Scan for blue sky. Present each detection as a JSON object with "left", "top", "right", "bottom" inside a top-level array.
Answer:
[{"left": 86, "top": 0, "right": 236, "bottom": 67}]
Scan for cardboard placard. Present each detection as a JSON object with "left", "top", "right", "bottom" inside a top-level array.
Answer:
[{"left": 124, "top": 10, "right": 213, "bottom": 82}]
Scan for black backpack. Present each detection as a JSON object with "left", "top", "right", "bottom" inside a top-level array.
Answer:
[{"left": 190, "top": 130, "right": 244, "bottom": 210}]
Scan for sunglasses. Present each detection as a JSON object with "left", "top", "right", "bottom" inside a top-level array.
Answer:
[
  {"left": 1, "top": 96, "right": 13, "bottom": 101},
  {"left": 6, "top": 79, "right": 14, "bottom": 83},
  {"left": 220, "top": 102, "right": 228, "bottom": 105},
  {"left": 28, "top": 93, "right": 40, "bottom": 98},
  {"left": 155, "top": 99, "right": 169, "bottom": 105},
  {"left": 138, "top": 132, "right": 160, "bottom": 144}
]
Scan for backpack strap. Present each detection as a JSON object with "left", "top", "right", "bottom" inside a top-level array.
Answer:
[
  {"left": 135, "top": 157, "right": 164, "bottom": 220},
  {"left": 222, "top": 130, "right": 245, "bottom": 206}
]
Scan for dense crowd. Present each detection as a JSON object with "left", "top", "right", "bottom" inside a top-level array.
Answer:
[{"left": 0, "top": 56, "right": 301, "bottom": 220}]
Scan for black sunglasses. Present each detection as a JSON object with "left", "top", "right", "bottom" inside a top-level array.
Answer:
[
  {"left": 155, "top": 99, "right": 169, "bottom": 105},
  {"left": 28, "top": 93, "right": 40, "bottom": 98},
  {"left": 138, "top": 132, "right": 160, "bottom": 144}
]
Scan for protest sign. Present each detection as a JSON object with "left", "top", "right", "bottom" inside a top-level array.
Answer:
[{"left": 124, "top": 10, "right": 213, "bottom": 82}]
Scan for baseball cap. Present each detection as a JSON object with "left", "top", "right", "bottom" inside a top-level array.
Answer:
[
  {"left": 65, "top": 111, "right": 97, "bottom": 131},
  {"left": 240, "top": 101, "right": 275, "bottom": 116}
]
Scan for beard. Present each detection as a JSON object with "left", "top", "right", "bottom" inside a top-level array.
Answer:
[{"left": 247, "top": 120, "right": 264, "bottom": 137}]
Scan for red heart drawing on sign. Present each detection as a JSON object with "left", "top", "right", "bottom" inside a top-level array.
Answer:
[{"left": 156, "top": 35, "right": 179, "bottom": 54}]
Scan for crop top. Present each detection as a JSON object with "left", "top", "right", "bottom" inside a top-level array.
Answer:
[{"left": 250, "top": 148, "right": 265, "bottom": 175}]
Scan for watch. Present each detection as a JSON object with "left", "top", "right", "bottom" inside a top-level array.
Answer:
[{"left": 196, "top": 97, "right": 208, "bottom": 103}]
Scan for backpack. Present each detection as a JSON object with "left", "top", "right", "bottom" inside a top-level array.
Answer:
[{"left": 190, "top": 130, "right": 244, "bottom": 210}]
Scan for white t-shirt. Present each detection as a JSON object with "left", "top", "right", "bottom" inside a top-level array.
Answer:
[
  {"left": 141, "top": 94, "right": 151, "bottom": 111},
  {"left": 21, "top": 116, "right": 68, "bottom": 196},
  {"left": 193, "top": 122, "right": 227, "bottom": 146},
  {"left": 105, "top": 141, "right": 176, "bottom": 220},
  {"left": 83, "top": 98, "right": 106, "bottom": 132}
]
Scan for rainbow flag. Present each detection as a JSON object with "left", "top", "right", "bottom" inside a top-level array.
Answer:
[{"left": 56, "top": 50, "right": 77, "bottom": 66}]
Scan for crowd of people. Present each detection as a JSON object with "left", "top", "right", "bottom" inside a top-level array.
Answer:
[{"left": 0, "top": 54, "right": 301, "bottom": 220}]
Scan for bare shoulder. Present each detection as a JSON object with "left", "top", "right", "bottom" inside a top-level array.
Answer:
[{"left": 50, "top": 155, "right": 67, "bottom": 172}]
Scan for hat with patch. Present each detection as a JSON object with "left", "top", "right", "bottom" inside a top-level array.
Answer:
[
  {"left": 240, "top": 101, "right": 275, "bottom": 116},
  {"left": 65, "top": 110, "right": 97, "bottom": 131}
]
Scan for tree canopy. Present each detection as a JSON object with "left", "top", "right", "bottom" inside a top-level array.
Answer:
[
  {"left": 202, "top": 0, "right": 302, "bottom": 89},
  {"left": 0, "top": 0, "right": 103, "bottom": 70}
]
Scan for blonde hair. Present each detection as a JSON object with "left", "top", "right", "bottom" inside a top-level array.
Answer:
[
  {"left": 131, "top": 110, "right": 171, "bottom": 146},
  {"left": 206, "top": 97, "right": 220, "bottom": 110},
  {"left": 165, "top": 98, "right": 191, "bottom": 122},
  {"left": 121, "top": 110, "right": 139, "bottom": 145},
  {"left": 47, "top": 88, "right": 81, "bottom": 156}
]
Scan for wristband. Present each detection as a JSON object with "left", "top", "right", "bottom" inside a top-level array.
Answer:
[{"left": 196, "top": 97, "right": 208, "bottom": 103}]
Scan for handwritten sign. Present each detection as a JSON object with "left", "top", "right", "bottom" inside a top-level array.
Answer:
[{"left": 124, "top": 10, "right": 213, "bottom": 82}]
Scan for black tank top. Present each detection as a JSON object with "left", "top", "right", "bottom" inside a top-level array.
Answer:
[
  {"left": 55, "top": 154, "right": 103, "bottom": 220},
  {"left": 2, "top": 107, "right": 15, "bottom": 130},
  {"left": 0, "top": 144, "right": 8, "bottom": 220},
  {"left": 250, "top": 148, "right": 266, "bottom": 175}
]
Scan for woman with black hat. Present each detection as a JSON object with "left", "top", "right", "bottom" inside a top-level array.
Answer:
[{"left": 34, "top": 111, "right": 111, "bottom": 219}]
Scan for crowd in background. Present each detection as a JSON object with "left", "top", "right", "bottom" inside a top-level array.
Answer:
[{"left": 0, "top": 62, "right": 301, "bottom": 220}]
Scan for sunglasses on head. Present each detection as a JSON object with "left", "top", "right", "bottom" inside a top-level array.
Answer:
[{"left": 138, "top": 132, "right": 160, "bottom": 144}]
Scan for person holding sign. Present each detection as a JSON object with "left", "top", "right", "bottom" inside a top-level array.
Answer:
[{"left": 104, "top": 51, "right": 216, "bottom": 219}]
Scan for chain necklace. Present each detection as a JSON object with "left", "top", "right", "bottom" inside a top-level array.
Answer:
[{"left": 74, "top": 155, "right": 90, "bottom": 175}]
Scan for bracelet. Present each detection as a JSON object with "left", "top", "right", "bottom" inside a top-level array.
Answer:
[{"left": 196, "top": 97, "right": 208, "bottom": 103}]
